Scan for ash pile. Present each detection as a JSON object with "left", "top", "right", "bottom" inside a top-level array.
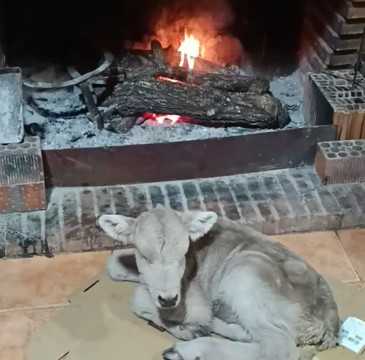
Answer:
[{"left": 20, "top": 43, "right": 304, "bottom": 150}]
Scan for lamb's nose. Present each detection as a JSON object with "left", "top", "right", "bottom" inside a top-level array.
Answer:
[{"left": 158, "top": 295, "right": 178, "bottom": 308}]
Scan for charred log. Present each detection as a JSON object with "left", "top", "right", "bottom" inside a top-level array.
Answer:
[
  {"left": 99, "top": 41, "right": 289, "bottom": 130},
  {"left": 104, "top": 78, "right": 289, "bottom": 129},
  {"left": 159, "top": 67, "right": 270, "bottom": 94},
  {"left": 107, "top": 42, "right": 270, "bottom": 94},
  {"left": 104, "top": 62, "right": 269, "bottom": 94},
  {"left": 106, "top": 116, "right": 139, "bottom": 133}
]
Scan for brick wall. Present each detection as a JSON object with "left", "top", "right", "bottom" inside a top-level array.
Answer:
[
  {"left": 301, "top": 0, "right": 365, "bottom": 72},
  {"left": 9, "top": 166, "right": 365, "bottom": 257},
  {"left": 1, "top": 167, "right": 365, "bottom": 258}
]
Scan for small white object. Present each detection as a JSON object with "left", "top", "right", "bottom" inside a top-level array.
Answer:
[{"left": 338, "top": 317, "right": 365, "bottom": 353}]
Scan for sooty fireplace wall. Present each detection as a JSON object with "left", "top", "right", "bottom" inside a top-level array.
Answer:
[{"left": 0, "top": 0, "right": 351, "bottom": 76}]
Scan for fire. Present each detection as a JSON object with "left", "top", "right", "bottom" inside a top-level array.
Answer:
[
  {"left": 142, "top": 113, "right": 182, "bottom": 125},
  {"left": 139, "top": 31, "right": 203, "bottom": 126},
  {"left": 155, "top": 114, "right": 180, "bottom": 125},
  {"left": 178, "top": 31, "right": 201, "bottom": 70}
]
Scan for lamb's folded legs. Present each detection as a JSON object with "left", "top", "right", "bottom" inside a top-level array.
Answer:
[
  {"left": 107, "top": 250, "right": 252, "bottom": 344},
  {"left": 211, "top": 317, "right": 252, "bottom": 342},
  {"left": 162, "top": 337, "right": 260, "bottom": 360},
  {"left": 106, "top": 249, "right": 140, "bottom": 282}
]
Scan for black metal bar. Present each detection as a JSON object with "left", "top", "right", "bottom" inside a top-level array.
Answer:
[
  {"left": 352, "top": 24, "right": 365, "bottom": 89},
  {"left": 68, "top": 67, "right": 104, "bottom": 130}
]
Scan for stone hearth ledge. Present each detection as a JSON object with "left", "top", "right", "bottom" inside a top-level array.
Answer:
[{"left": 0, "top": 166, "right": 364, "bottom": 257}]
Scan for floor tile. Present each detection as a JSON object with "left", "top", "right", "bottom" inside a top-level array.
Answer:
[
  {"left": 0, "top": 308, "right": 60, "bottom": 360},
  {"left": 337, "top": 229, "right": 365, "bottom": 281},
  {"left": 273, "top": 231, "right": 359, "bottom": 282},
  {"left": 346, "top": 281, "right": 365, "bottom": 292},
  {"left": 0, "top": 251, "right": 109, "bottom": 311}
]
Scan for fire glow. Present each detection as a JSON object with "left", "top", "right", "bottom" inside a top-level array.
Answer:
[
  {"left": 155, "top": 114, "right": 180, "bottom": 125},
  {"left": 141, "top": 113, "right": 185, "bottom": 125},
  {"left": 144, "top": 31, "right": 202, "bottom": 125},
  {"left": 178, "top": 31, "right": 201, "bottom": 70}
]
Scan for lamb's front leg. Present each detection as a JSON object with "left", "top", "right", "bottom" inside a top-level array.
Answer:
[
  {"left": 106, "top": 249, "right": 140, "bottom": 282},
  {"left": 131, "top": 285, "right": 210, "bottom": 341},
  {"left": 212, "top": 317, "right": 253, "bottom": 342},
  {"left": 163, "top": 338, "right": 260, "bottom": 360}
]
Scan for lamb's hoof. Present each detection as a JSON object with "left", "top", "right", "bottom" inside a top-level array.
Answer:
[{"left": 163, "top": 347, "right": 182, "bottom": 360}]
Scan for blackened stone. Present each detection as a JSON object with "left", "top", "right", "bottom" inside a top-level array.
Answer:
[
  {"left": 317, "top": 187, "right": 342, "bottom": 229},
  {"left": 307, "top": 170, "right": 323, "bottom": 187},
  {"left": 346, "top": 183, "right": 365, "bottom": 226},
  {"left": 130, "top": 186, "right": 149, "bottom": 215},
  {"left": 265, "top": 192, "right": 295, "bottom": 234},
  {"left": 3, "top": 213, "right": 24, "bottom": 256},
  {"left": 255, "top": 202, "right": 279, "bottom": 234},
  {"left": 111, "top": 187, "right": 132, "bottom": 216},
  {"left": 301, "top": 191, "right": 327, "bottom": 231},
  {"left": 230, "top": 179, "right": 250, "bottom": 203},
  {"left": 165, "top": 184, "right": 184, "bottom": 212},
  {"left": 62, "top": 190, "right": 82, "bottom": 248},
  {"left": 149, "top": 185, "right": 166, "bottom": 208},
  {"left": 79, "top": 188, "right": 101, "bottom": 252},
  {"left": 182, "top": 182, "right": 203, "bottom": 210},
  {"left": 229, "top": 179, "right": 262, "bottom": 230},
  {"left": 262, "top": 175, "right": 282, "bottom": 193},
  {"left": 45, "top": 190, "right": 62, "bottom": 252},
  {"left": 330, "top": 185, "right": 361, "bottom": 228},
  {"left": 245, "top": 177, "right": 266, "bottom": 201},
  {"left": 199, "top": 181, "right": 222, "bottom": 216},
  {"left": 96, "top": 187, "right": 113, "bottom": 215},
  {"left": 293, "top": 178, "right": 311, "bottom": 192},
  {"left": 214, "top": 181, "right": 240, "bottom": 221},
  {"left": 277, "top": 173, "right": 310, "bottom": 232},
  {"left": 25, "top": 211, "right": 45, "bottom": 254}
]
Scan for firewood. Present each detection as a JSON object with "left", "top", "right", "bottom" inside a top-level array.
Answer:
[
  {"left": 104, "top": 78, "right": 289, "bottom": 129},
  {"left": 100, "top": 40, "right": 289, "bottom": 130}
]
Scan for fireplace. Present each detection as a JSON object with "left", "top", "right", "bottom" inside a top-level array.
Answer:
[
  {"left": 1, "top": 0, "right": 365, "bottom": 258},
  {"left": 0, "top": 0, "right": 363, "bottom": 187}
]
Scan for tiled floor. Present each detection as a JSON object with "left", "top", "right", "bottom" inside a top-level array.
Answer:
[{"left": 0, "top": 229, "right": 364, "bottom": 360}]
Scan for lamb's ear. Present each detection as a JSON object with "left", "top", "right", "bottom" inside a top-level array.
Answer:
[
  {"left": 97, "top": 214, "right": 136, "bottom": 244},
  {"left": 184, "top": 211, "right": 218, "bottom": 241}
]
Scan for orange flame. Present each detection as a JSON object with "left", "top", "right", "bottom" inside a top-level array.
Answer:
[{"left": 178, "top": 31, "right": 201, "bottom": 70}]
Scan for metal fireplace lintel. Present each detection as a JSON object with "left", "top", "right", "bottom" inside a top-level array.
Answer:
[{"left": 42, "top": 125, "right": 336, "bottom": 188}]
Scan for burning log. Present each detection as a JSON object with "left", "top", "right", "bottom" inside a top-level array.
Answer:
[
  {"left": 104, "top": 78, "right": 288, "bottom": 129},
  {"left": 101, "top": 41, "right": 290, "bottom": 129},
  {"left": 112, "top": 42, "right": 270, "bottom": 94},
  {"left": 159, "top": 67, "right": 270, "bottom": 94},
  {"left": 119, "top": 65, "right": 270, "bottom": 94}
]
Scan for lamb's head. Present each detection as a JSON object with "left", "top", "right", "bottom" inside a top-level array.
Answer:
[{"left": 98, "top": 205, "right": 217, "bottom": 309}]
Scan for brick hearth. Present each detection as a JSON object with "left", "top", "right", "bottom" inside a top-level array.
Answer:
[{"left": 1, "top": 166, "right": 364, "bottom": 257}]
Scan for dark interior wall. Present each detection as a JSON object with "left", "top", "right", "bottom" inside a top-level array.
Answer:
[
  {"left": 0, "top": 0, "right": 5, "bottom": 64},
  {"left": 230, "top": 0, "right": 308, "bottom": 73},
  {"left": 2, "top": 0, "right": 163, "bottom": 64},
  {"left": 0, "top": 0, "right": 346, "bottom": 74}
]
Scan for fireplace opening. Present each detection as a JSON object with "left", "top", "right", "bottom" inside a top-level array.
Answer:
[
  {"left": 2, "top": 0, "right": 349, "bottom": 72},
  {"left": 0, "top": 0, "right": 360, "bottom": 150}
]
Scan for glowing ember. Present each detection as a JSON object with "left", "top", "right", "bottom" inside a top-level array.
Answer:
[
  {"left": 155, "top": 114, "right": 180, "bottom": 125},
  {"left": 178, "top": 31, "right": 201, "bottom": 70},
  {"left": 142, "top": 113, "right": 183, "bottom": 125}
]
